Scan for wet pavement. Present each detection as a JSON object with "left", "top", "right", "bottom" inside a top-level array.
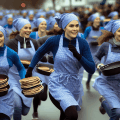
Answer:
[{"left": 12, "top": 71, "right": 110, "bottom": 120}]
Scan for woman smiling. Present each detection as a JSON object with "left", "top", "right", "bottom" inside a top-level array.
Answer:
[
  {"left": 6, "top": 18, "right": 38, "bottom": 120},
  {"left": 26, "top": 13, "right": 95, "bottom": 120},
  {"left": 0, "top": 26, "right": 26, "bottom": 120}
]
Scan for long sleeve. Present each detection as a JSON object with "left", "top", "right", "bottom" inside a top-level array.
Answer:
[
  {"left": 84, "top": 26, "right": 91, "bottom": 39},
  {"left": 93, "top": 42, "right": 109, "bottom": 67},
  {"left": 79, "top": 39, "right": 95, "bottom": 74},
  {"left": 30, "top": 32, "right": 36, "bottom": 39},
  {"left": 7, "top": 47, "right": 26, "bottom": 79},
  {"left": 12, "top": 52, "right": 26, "bottom": 79},
  {"left": 37, "top": 35, "right": 52, "bottom": 47},
  {"left": 29, "top": 36, "right": 54, "bottom": 68}
]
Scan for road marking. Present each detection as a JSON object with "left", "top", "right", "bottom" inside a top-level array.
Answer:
[
  {"left": 82, "top": 77, "right": 96, "bottom": 82},
  {"left": 84, "top": 70, "right": 99, "bottom": 76}
]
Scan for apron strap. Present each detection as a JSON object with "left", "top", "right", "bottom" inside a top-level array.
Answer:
[
  {"left": 4, "top": 47, "right": 7, "bottom": 57},
  {"left": 18, "top": 40, "right": 35, "bottom": 52},
  {"left": 59, "top": 34, "right": 80, "bottom": 54}
]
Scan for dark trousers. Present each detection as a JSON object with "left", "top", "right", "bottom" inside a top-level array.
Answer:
[
  {"left": 0, "top": 113, "right": 10, "bottom": 120},
  {"left": 87, "top": 70, "right": 101, "bottom": 83},
  {"left": 49, "top": 92, "right": 78, "bottom": 120},
  {"left": 102, "top": 100, "right": 120, "bottom": 120},
  {"left": 33, "top": 83, "right": 48, "bottom": 112}
]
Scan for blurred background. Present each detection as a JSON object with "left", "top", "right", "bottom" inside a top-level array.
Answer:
[{"left": 0, "top": 0, "right": 116, "bottom": 10}]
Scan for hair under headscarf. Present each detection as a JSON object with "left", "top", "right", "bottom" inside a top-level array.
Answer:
[
  {"left": 4, "top": 14, "right": 13, "bottom": 20},
  {"left": 35, "top": 12, "right": 46, "bottom": 19},
  {"left": 47, "top": 17, "right": 57, "bottom": 30},
  {"left": 104, "top": 20, "right": 120, "bottom": 34},
  {"left": 13, "top": 18, "right": 30, "bottom": 31},
  {"left": 54, "top": 13, "right": 78, "bottom": 29},
  {"left": 47, "top": 10, "right": 55, "bottom": 15},
  {"left": 108, "top": 11, "right": 118, "bottom": 19},
  {"left": 88, "top": 13, "right": 100, "bottom": 22},
  {"left": 21, "top": 10, "right": 27, "bottom": 14},
  {"left": 33, "top": 18, "right": 47, "bottom": 28},
  {"left": 100, "top": 16, "right": 105, "bottom": 21},
  {"left": 28, "top": 10, "right": 34, "bottom": 16}
]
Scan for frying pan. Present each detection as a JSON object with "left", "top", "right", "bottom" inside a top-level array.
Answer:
[
  {"left": 99, "top": 61, "right": 120, "bottom": 76},
  {"left": 36, "top": 63, "right": 54, "bottom": 76}
]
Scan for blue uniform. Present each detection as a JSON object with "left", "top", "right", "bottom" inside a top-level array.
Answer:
[
  {"left": 29, "top": 34, "right": 95, "bottom": 111},
  {"left": 30, "top": 31, "right": 40, "bottom": 40},
  {"left": 8, "top": 40, "right": 35, "bottom": 108},
  {"left": 84, "top": 26, "right": 104, "bottom": 56},
  {"left": 4, "top": 24, "right": 16, "bottom": 43},
  {"left": 0, "top": 18, "right": 6, "bottom": 27},
  {"left": 0, "top": 44, "right": 25, "bottom": 119},
  {"left": 93, "top": 43, "right": 120, "bottom": 109}
]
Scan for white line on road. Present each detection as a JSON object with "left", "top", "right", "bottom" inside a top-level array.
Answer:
[{"left": 82, "top": 77, "right": 96, "bottom": 82}]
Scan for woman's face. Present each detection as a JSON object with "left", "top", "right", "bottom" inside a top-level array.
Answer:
[
  {"left": 0, "top": 31, "right": 4, "bottom": 47},
  {"left": 53, "top": 22, "right": 59, "bottom": 30},
  {"left": 23, "top": 13, "right": 27, "bottom": 17},
  {"left": 29, "top": 14, "right": 34, "bottom": 21},
  {"left": 113, "top": 15, "right": 118, "bottom": 20},
  {"left": 64, "top": 20, "right": 79, "bottom": 40},
  {"left": 40, "top": 15, "right": 45, "bottom": 18},
  {"left": 38, "top": 21, "right": 47, "bottom": 33},
  {"left": 93, "top": 17, "right": 100, "bottom": 26},
  {"left": 19, "top": 24, "right": 32, "bottom": 38},
  {"left": 115, "top": 28, "right": 120, "bottom": 42},
  {"left": 7, "top": 18, "right": 13, "bottom": 25}
]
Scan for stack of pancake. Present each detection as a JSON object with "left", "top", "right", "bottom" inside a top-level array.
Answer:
[
  {"left": 38, "top": 66, "right": 54, "bottom": 72},
  {"left": 21, "top": 60, "right": 31, "bottom": 65},
  {"left": 20, "top": 60, "right": 31, "bottom": 68},
  {"left": 20, "top": 76, "right": 44, "bottom": 97},
  {"left": 0, "top": 77, "right": 9, "bottom": 96}
]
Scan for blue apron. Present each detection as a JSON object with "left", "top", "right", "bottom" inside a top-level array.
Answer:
[
  {"left": 8, "top": 40, "right": 35, "bottom": 107},
  {"left": 4, "top": 25, "right": 16, "bottom": 43},
  {"left": 0, "top": 47, "right": 14, "bottom": 119},
  {"left": 87, "top": 26, "right": 102, "bottom": 56},
  {"left": 33, "top": 35, "right": 52, "bottom": 85},
  {"left": 29, "top": 20, "right": 35, "bottom": 30},
  {"left": 5, "top": 25, "right": 16, "bottom": 37},
  {"left": 93, "top": 43, "right": 120, "bottom": 109},
  {"left": 0, "top": 18, "right": 6, "bottom": 27},
  {"left": 35, "top": 31, "right": 40, "bottom": 40},
  {"left": 48, "top": 34, "right": 84, "bottom": 112}
]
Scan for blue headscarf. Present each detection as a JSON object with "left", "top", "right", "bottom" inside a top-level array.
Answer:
[
  {"left": 72, "top": 12, "right": 79, "bottom": 17},
  {"left": 33, "top": 18, "right": 47, "bottom": 28},
  {"left": 4, "top": 14, "right": 13, "bottom": 20},
  {"left": 88, "top": 13, "right": 100, "bottom": 22},
  {"left": 5, "top": 10, "right": 10, "bottom": 14},
  {"left": 28, "top": 10, "right": 34, "bottom": 16},
  {"left": 100, "top": 16, "right": 105, "bottom": 21},
  {"left": 54, "top": 13, "right": 78, "bottom": 29},
  {"left": 108, "top": 11, "right": 118, "bottom": 19},
  {"left": 35, "top": 12, "right": 46, "bottom": 19},
  {"left": 21, "top": 10, "right": 27, "bottom": 14},
  {"left": 47, "top": 17, "right": 57, "bottom": 30},
  {"left": 47, "top": 10, "right": 55, "bottom": 15},
  {"left": 0, "top": 26, "right": 7, "bottom": 39},
  {"left": 54, "top": 12, "right": 61, "bottom": 17},
  {"left": 13, "top": 18, "right": 30, "bottom": 31},
  {"left": 0, "top": 12, "right": 4, "bottom": 16},
  {"left": 104, "top": 20, "right": 120, "bottom": 34}
]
